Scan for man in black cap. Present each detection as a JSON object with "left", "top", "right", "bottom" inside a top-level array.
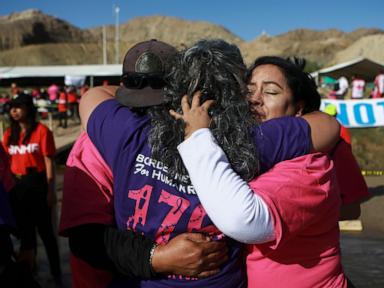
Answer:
[
  {"left": 115, "top": 39, "right": 177, "bottom": 107},
  {"left": 60, "top": 39, "right": 227, "bottom": 287}
]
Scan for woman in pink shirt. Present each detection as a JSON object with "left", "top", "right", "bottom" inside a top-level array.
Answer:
[
  {"left": 172, "top": 57, "right": 355, "bottom": 287},
  {"left": 246, "top": 57, "right": 369, "bottom": 220}
]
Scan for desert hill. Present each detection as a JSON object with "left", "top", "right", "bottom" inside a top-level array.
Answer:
[
  {"left": 0, "top": 9, "right": 383, "bottom": 67},
  {"left": 88, "top": 15, "right": 243, "bottom": 48},
  {"left": 240, "top": 28, "right": 383, "bottom": 65},
  {"left": 0, "top": 9, "right": 96, "bottom": 51},
  {"left": 0, "top": 43, "right": 108, "bottom": 66},
  {"left": 332, "top": 34, "right": 384, "bottom": 65}
]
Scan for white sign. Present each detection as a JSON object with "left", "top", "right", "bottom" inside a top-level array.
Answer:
[
  {"left": 64, "top": 75, "right": 86, "bottom": 87},
  {"left": 320, "top": 99, "right": 384, "bottom": 128}
]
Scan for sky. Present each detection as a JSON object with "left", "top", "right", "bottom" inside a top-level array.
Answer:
[{"left": 1, "top": 0, "right": 384, "bottom": 41}]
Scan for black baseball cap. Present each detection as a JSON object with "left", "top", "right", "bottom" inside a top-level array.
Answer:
[
  {"left": 9, "top": 93, "right": 34, "bottom": 108},
  {"left": 115, "top": 39, "right": 177, "bottom": 107}
]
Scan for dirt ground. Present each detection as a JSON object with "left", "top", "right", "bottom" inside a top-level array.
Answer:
[{"left": 360, "top": 176, "right": 384, "bottom": 235}]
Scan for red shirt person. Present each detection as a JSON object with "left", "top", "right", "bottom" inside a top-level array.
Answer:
[{"left": 2, "top": 93, "right": 62, "bottom": 284}]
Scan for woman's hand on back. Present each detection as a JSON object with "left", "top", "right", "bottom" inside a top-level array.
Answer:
[
  {"left": 151, "top": 233, "right": 228, "bottom": 278},
  {"left": 169, "top": 91, "right": 215, "bottom": 139}
]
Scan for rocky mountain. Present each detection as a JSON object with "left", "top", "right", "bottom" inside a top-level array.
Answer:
[
  {"left": 88, "top": 15, "right": 243, "bottom": 49},
  {"left": 0, "top": 9, "right": 383, "bottom": 67},
  {"left": 332, "top": 34, "right": 384, "bottom": 65},
  {"left": 0, "top": 43, "right": 108, "bottom": 66},
  {"left": 240, "top": 28, "right": 383, "bottom": 65},
  {"left": 0, "top": 9, "right": 96, "bottom": 51}
]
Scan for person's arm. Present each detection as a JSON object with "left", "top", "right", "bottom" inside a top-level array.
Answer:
[
  {"left": 340, "top": 203, "right": 361, "bottom": 221},
  {"left": 301, "top": 111, "right": 340, "bottom": 152},
  {"left": 258, "top": 111, "right": 340, "bottom": 163},
  {"left": 44, "top": 156, "right": 56, "bottom": 207},
  {"left": 172, "top": 93, "right": 274, "bottom": 243},
  {"left": 151, "top": 233, "right": 228, "bottom": 278},
  {"left": 79, "top": 85, "right": 119, "bottom": 130},
  {"left": 68, "top": 224, "right": 228, "bottom": 279},
  {"left": 178, "top": 129, "right": 275, "bottom": 243},
  {"left": 41, "top": 126, "right": 57, "bottom": 207}
]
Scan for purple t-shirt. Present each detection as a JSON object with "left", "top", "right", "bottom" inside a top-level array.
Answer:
[
  {"left": 87, "top": 99, "right": 310, "bottom": 288},
  {"left": 254, "top": 116, "right": 311, "bottom": 172}
]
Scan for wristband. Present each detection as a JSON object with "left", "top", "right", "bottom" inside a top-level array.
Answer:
[{"left": 149, "top": 243, "right": 158, "bottom": 272}]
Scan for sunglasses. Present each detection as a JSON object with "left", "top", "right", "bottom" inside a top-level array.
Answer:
[{"left": 121, "top": 73, "right": 166, "bottom": 89}]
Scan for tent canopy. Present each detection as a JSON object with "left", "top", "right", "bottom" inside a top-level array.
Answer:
[
  {"left": 0, "top": 64, "right": 122, "bottom": 79},
  {"left": 0, "top": 64, "right": 123, "bottom": 87},
  {"left": 313, "top": 57, "right": 384, "bottom": 82}
]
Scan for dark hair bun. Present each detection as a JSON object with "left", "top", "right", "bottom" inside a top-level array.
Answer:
[{"left": 286, "top": 57, "right": 306, "bottom": 71}]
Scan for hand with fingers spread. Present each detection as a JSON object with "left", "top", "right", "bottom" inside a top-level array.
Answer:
[
  {"left": 169, "top": 91, "right": 215, "bottom": 139},
  {"left": 151, "top": 233, "right": 228, "bottom": 278}
]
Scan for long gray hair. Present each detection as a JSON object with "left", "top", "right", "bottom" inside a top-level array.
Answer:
[{"left": 148, "top": 39, "right": 259, "bottom": 181}]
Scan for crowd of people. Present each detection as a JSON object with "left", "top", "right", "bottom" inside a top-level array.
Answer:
[
  {"left": 1, "top": 83, "right": 87, "bottom": 128},
  {"left": 0, "top": 38, "right": 370, "bottom": 288},
  {"left": 327, "top": 71, "right": 384, "bottom": 99}
]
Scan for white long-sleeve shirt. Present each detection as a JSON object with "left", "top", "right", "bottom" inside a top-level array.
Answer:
[{"left": 178, "top": 128, "right": 275, "bottom": 244}]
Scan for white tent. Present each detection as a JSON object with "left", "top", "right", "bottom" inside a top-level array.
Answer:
[
  {"left": 0, "top": 64, "right": 122, "bottom": 78},
  {"left": 312, "top": 57, "right": 384, "bottom": 82},
  {"left": 0, "top": 64, "right": 122, "bottom": 86}
]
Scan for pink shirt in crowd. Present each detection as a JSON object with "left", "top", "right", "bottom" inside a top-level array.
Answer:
[
  {"left": 247, "top": 153, "right": 347, "bottom": 288},
  {"left": 47, "top": 84, "right": 59, "bottom": 102}
]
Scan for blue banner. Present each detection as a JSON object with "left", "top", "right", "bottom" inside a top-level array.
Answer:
[{"left": 320, "top": 99, "right": 384, "bottom": 128}]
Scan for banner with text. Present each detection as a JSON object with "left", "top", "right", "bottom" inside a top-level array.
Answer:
[{"left": 320, "top": 99, "right": 384, "bottom": 128}]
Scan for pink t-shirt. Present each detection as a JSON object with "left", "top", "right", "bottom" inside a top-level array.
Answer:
[
  {"left": 47, "top": 84, "right": 59, "bottom": 101},
  {"left": 246, "top": 153, "right": 347, "bottom": 288},
  {"left": 59, "top": 132, "right": 114, "bottom": 236}
]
